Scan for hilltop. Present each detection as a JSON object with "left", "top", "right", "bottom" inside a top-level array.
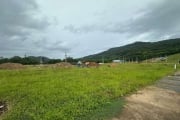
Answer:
[{"left": 82, "top": 38, "right": 180, "bottom": 62}]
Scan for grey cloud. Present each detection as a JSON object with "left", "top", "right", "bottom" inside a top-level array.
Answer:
[
  {"left": 33, "top": 39, "right": 71, "bottom": 53},
  {"left": 46, "top": 46, "right": 70, "bottom": 52},
  {"left": 0, "top": 0, "right": 49, "bottom": 39},
  {"left": 64, "top": 0, "right": 180, "bottom": 39},
  {"left": 0, "top": 35, "right": 70, "bottom": 58},
  {"left": 0, "top": 36, "right": 32, "bottom": 58},
  {"left": 121, "top": 0, "right": 180, "bottom": 38},
  {"left": 44, "top": 41, "right": 71, "bottom": 52},
  {"left": 64, "top": 24, "right": 106, "bottom": 34},
  {"left": 63, "top": 24, "right": 100, "bottom": 34},
  {"left": 64, "top": 25, "right": 80, "bottom": 33},
  {"left": 0, "top": 0, "right": 51, "bottom": 57}
]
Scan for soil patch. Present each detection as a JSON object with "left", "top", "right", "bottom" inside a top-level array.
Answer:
[
  {"left": 0, "top": 101, "right": 8, "bottom": 115},
  {"left": 51, "top": 62, "right": 73, "bottom": 68},
  {"left": 107, "top": 63, "right": 119, "bottom": 67},
  {"left": 111, "top": 73, "right": 180, "bottom": 120},
  {"left": 0, "top": 63, "right": 25, "bottom": 70}
]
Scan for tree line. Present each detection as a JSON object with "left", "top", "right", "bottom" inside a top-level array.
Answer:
[{"left": 0, "top": 56, "right": 78, "bottom": 65}]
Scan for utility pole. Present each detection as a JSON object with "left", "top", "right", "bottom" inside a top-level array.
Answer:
[
  {"left": 65, "top": 52, "right": 67, "bottom": 62},
  {"left": 102, "top": 56, "right": 104, "bottom": 63},
  {"left": 136, "top": 57, "right": 138, "bottom": 63},
  {"left": 124, "top": 56, "right": 126, "bottom": 63},
  {"left": 40, "top": 56, "right": 43, "bottom": 64},
  {"left": 24, "top": 53, "right": 27, "bottom": 58},
  {"left": 123, "top": 56, "right": 124, "bottom": 63}
]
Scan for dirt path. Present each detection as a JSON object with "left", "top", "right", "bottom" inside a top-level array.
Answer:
[{"left": 112, "top": 72, "right": 180, "bottom": 120}]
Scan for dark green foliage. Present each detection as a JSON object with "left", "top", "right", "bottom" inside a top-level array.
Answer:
[
  {"left": 63, "top": 57, "right": 78, "bottom": 65},
  {"left": 0, "top": 58, "right": 9, "bottom": 64},
  {"left": 82, "top": 38, "right": 180, "bottom": 62},
  {"left": 0, "top": 56, "right": 49, "bottom": 65},
  {"left": 47, "top": 59, "right": 62, "bottom": 64},
  {"left": 0, "top": 56, "right": 77, "bottom": 65}
]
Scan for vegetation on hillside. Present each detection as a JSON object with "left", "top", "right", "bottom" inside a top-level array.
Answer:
[
  {"left": 0, "top": 64, "right": 174, "bottom": 120},
  {"left": 82, "top": 38, "right": 180, "bottom": 62},
  {"left": 167, "top": 53, "right": 180, "bottom": 63}
]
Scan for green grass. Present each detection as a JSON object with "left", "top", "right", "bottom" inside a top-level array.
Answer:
[
  {"left": 167, "top": 53, "right": 180, "bottom": 63},
  {"left": 0, "top": 64, "right": 174, "bottom": 120},
  {"left": 144, "top": 53, "right": 180, "bottom": 63}
]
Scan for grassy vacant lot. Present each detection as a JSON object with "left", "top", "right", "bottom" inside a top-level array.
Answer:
[
  {"left": 0, "top": 64, "right": 175, "bottom": 120},
  {"left": 167, "top": 53, "right": 180, "bottom": 63}
]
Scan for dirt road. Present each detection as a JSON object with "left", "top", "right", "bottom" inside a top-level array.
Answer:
[{"left": 112, "top": 72, "right": 180, "bottom": 120}]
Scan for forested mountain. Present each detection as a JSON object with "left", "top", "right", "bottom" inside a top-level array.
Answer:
[{"left": 82, "top": 38, "right": 180, "bottom": 62}]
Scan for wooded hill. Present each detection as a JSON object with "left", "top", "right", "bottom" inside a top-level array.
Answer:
[{"left": 81, "top": 38, "right": 180, "bottom": 62}]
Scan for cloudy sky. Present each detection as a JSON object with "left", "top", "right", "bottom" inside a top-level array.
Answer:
[{"left": 0, "top": 0, "right": 180, "bottom": 58}]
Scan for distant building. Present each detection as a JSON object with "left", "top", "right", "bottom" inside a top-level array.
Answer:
[
  {"left": 159, "top": 57, "right": 167, "bottom": 61},
  {"left": 151, "top": 57, "right": 167, "bottom": 62},
  {"left": 112, "top": 60, "right": 124, "bottom": 63},
  {"left": 0, "top": 56, "right": 3, "bottom": 60},
  {"left": 77, "top": 61, "right": 82, "bottom": 67}
]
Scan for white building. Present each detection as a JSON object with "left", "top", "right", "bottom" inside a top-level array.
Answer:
[{"left": 112, "top": 60, "right": 124, "bottom": 63}]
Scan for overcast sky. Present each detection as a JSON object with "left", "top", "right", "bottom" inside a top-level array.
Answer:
[{"left": 0, "top": 0, "right": 180, "bottom": 59}]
